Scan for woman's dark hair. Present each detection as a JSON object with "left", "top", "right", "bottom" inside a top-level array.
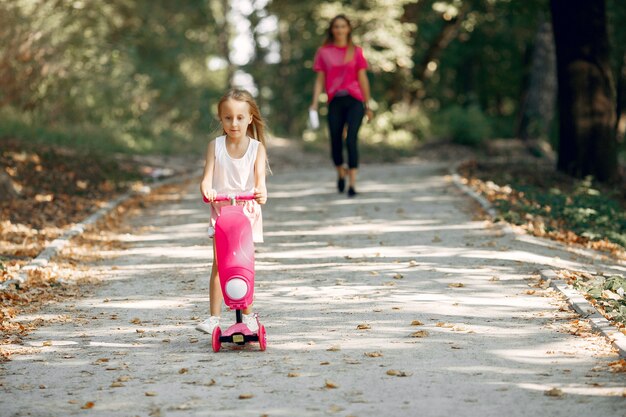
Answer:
[{"left": 323, "top": 14, "right": 353, "bottom": 46}]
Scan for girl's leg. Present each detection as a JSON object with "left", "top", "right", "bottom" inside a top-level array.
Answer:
[
  {"left": 345, "top": 98, "right": 365, "bottom": 189},
  {"left": 209, "top": 242, "right": 222, "bottom": 316}
]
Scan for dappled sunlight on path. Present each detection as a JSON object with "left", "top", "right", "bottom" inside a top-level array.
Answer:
[{"left": 1, "top": 161, "right": 624, "bottom": 416}]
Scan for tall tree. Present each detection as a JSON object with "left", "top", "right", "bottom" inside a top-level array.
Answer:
[{"left": 550, "top": 0, "right": 619, "bottom": 182}]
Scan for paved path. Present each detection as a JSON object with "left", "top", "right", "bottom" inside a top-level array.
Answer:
[{"left": 1, "top": 160, "right": 625, "bottom": 417}]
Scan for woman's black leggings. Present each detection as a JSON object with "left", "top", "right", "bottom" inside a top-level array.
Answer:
[{"left": 327, "top": 95, "right": 365, "bottom": 169}]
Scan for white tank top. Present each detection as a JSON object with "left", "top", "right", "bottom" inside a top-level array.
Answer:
[{"left": 212, "top": 135, "right": 259, "bottom": 194}]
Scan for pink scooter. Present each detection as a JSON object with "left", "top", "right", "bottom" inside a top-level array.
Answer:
[{"left": 203, "top": 193, "right": 267, "bottom": 352}]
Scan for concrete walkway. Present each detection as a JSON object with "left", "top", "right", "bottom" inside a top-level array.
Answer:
[{"left": 1, "top": 160, "right": 625, "bottom": 417}]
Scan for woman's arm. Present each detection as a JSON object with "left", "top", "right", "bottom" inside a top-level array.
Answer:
[
  {"left": 254, "top": 143, "right": 268, "bottom": 204},
  {"left": 310, "top": 71, "right": 325, "bottom": 110},
  {"left": 357, "top": 69, "right": 374, "bottom": 122},
  {"left": 200, "top": 140, "right": 216, "bottom": 200}
]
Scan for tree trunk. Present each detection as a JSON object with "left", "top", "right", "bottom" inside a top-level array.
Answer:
[
  {"left": 518, "top": 20, "right": 557, "bottom": 142},
  {"left": 550, "top": 0, "right": 618, "bottom": 182},
  {"left": 616, "top": 51, "right": 626, "bottom": 144}
]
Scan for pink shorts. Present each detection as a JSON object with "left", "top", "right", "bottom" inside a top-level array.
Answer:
[{"left": 209, "top": 200, "right": 263, "bottom": 243}]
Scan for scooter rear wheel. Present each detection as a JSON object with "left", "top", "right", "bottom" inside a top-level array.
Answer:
[
  {"left": 212, "top": 327, "right": 222, "bottom": 352},
  {"left": 258, "top": 324, "right": 267, "bottom": 351}
]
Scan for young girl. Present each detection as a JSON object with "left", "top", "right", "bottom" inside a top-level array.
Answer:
[
  {"left": 310, "top": 14, "right": 373, "bottom": 197},
  {"left": 196, "top": 88, "right": 268, "bottom": 335}
]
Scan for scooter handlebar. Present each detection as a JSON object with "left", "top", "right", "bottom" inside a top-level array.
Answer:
[{"left": 202, "top": 192, "right": 256, "bottom": 203}]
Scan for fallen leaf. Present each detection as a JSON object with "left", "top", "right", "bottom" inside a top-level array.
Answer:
[
  {"left": 238, "top": 393, "right": 254, "bottom": 399},
  {"left": 410, "top": 330, "right": 430, "bottom": 338},
  {"left": 386, "top": 369, "right": 411, "bottom": 377},
  {"left": 356, "top": 324, "right": 371, "bottom": 330},
  {"left": 325, "top": 380, "right": 339, "bottom": 389},
  {"left": 544, "top": 388, "right": 564, "bottom": 397},
  {"left": 110, "top": 382, "right": 125, "bottom": 388},
  {"left": 130, "top": 318, "right": 142, "bottom": 325},
  {"left": 411, "top": 320, "right": 423, "bottom": 326},
  {"left": 436, "top": 322, "right": 454, "bottom": 328},
  {"left": 117, "top": 376, "right": 131, "bottom": 382},
  {"left": 287, "top": 372, "right": 300, "bottom": 377},
  {"left": 42, "top": 340, "right": 53, "bottom": 346},
  {"left": 81, "top": 402, "right": 95, "bottom": 409},
  {"left": 364, "top": 351, "right": 383, "bottom": 357},
  {"left": 320, "top": 361, "right": 330, "bottom": 365},
  {"left": 448, "top": 283, "right": 465, "bottom": 288},
  {"left": 179, "top": 368, "right": 189, "bottom": 374},
  {"left": 145, "top": 391, "right": 157, "bottom": 397}
]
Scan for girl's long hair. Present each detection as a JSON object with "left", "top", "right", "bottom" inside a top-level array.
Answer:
[
  {"left": 217, "top": 88, "right": 267, "bottom": 148},
  {"left": 323, "top": 14, "right": 355, "bottom": 62}
]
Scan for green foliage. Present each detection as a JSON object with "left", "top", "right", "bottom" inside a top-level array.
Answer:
[
  {"left": 572, "top": 274, "right": 626, "bottom": 327},
  {"left": 494, "top": 176, "right": 626, "bottom": 249},
  {"left": 433, "top": 104, "right": 492, "bottom": 146},
  {"left": 0, "top": 0, "right": 224, "bottom": 154}
]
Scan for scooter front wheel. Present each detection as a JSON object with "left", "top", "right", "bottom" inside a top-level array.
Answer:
[
  {"left": 212, "top": 327, "right": 222, "bottom": 352},
  {"left": 258, "top": 324, "right": 267, "bottom": 351}
]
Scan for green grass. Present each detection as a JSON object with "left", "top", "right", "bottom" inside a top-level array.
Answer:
[
  {"left": 493, "top": 176, "right": 626, "bottom": 249},
  {"left": 571, "top": 274, "right": 626, "bottom": 327},
  {"left": 0, "top": 107, "right": 206, "bottom": 156}
]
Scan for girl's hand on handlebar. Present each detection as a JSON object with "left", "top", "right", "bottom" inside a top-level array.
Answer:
[
  {"left": 202, "top": 186, "right": 217, "bottom": 202},
  {"left": 254, "top": 187, "right": 267, "bottom": 205}
]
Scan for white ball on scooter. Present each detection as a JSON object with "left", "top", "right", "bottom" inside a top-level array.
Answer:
[{"left": 225, "top": 277, "right": 248, "bottom": 300}]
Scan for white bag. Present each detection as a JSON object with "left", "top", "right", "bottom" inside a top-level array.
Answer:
[{"left": 308, "top": 109, "right": 320, "bottom": 130}]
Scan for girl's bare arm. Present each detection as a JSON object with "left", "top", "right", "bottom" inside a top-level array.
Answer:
[
  {"left": 254, "top": 143, "right": 268, "bottom": 204},
  {"left": 200, "top": 140, "right": 216, "bottom": 200}
]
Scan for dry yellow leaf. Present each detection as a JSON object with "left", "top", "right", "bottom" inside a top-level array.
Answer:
[
  {"left": 356, "top": 324, "right": 371, "bottom": 330},
  {"left": 544, "top": 388, "right": 564, "bottom": 397},
  {"left": 179, "top": 368, "right": 188, "bottom": 374},
  {"left": 325, "top": 380, "right": 339, "bottom": 389},
  {"left": 110, "top": 382, "right": 125, "bottom": 388},
  {"left": 287, "top": 372, "right": 300, "bottom": 377},
  {"left": 448, "top": 283, "right": 465, "bottom": 288},
  {"left": 130, "top": 318, "right": 142, "bottom": 324},
  {"left": 364, "top": 351, "right": 383, "bottom": 357},
  {"left": 145, "top": 391, "right": 157, "bottom": 397},
  {"left": 239, "top": 393, "right": 254, "bottom": 399},
  {"left": 411, "top": 320, "right": 423, "bottom": 326},
  {"left": 410, "top": 330, "right": 430, "bottom": 338},
  {"left": 386, "top": 369, "right": 411, "bottom": 377},
  {"left": 42, "top": 340, "right": 52, "bottom": 346}
]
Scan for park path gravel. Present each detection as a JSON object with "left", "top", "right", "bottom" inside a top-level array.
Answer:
[{"left": 1, "top": 157, "right": 625, "bottom": 417}]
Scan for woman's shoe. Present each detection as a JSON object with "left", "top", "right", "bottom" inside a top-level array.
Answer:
[
  {"left": 347, "top": 186, "right": 357, "bottom": 197},
  {"left": 337, "top": 177, "right": 346, "bottom": 193}
]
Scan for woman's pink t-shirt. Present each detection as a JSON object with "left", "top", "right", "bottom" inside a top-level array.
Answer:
[{"left": 313, "top": 44, "right": 368, "bottom": 102}]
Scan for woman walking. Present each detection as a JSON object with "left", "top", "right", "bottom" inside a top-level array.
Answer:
[{"left": 310, "top": 14, "right": 373, "bottom": 197}]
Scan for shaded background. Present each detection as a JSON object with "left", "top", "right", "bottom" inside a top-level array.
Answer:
[{"left": 1, "top": 0, "right": 625, "bottom": 165}]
